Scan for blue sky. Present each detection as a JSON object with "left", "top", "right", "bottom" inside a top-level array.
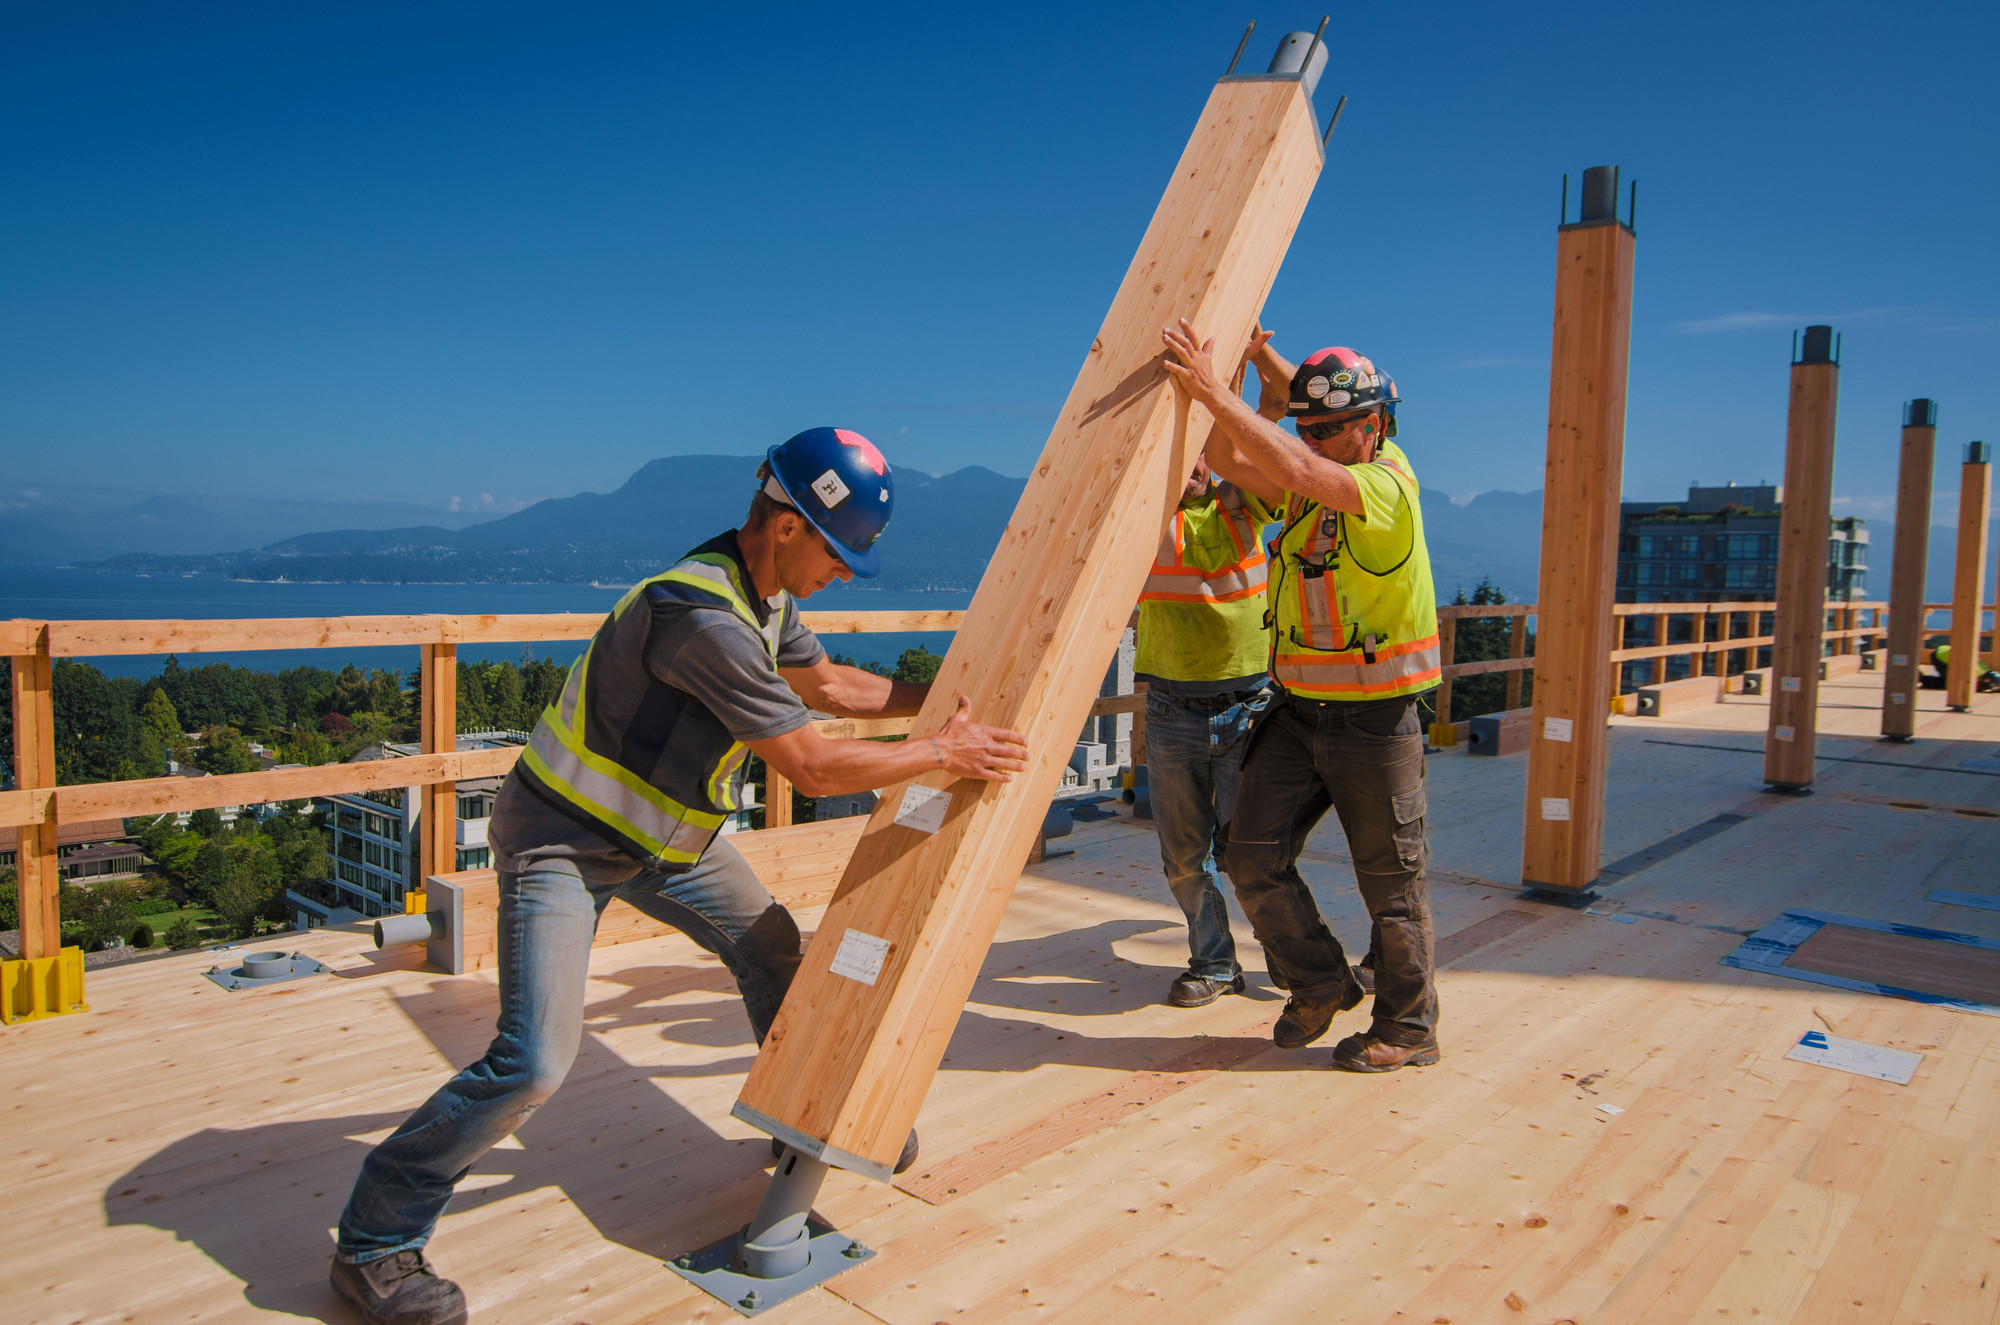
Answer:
[{"left": 3, "top": 2, "right": 1995, "bottom": 527}]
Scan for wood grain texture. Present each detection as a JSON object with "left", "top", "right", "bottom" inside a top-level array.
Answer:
[
  {"left": 419, "top": 643, "right": 458, "bottom": 885},
  {"left": 1764, "top": 360, "right": 1840, "bottom": 785},
  {"left": 1521, "top": 219, "right": 1636, "bottom": 892},
  {"left": 1947, "top": 459, "right": 1991, "bottom": 710},
  {"left": 9, "top": 641, "right": 60, "bottom": 960},
  {"left": 735, "top": 74, "right": 1325, "bottom": 1175}
]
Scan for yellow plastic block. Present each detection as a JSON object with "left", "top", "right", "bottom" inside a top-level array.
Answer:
[
  {"left": 0, "top": 947, "right": 89, "bottom": 1024},
  {"left": 404, "top": 889, "right": 427, "bottom": 916},
  {"left": 1428, "top": 721, "right": 1460, "bottom": 747}
]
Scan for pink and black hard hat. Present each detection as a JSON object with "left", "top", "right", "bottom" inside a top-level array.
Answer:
[
  {"left": 763, "top": 427, "right": 895, "bottom": 578},
  {"left": 1288, "top": 348, "right": 1400, "bottom": 422}
]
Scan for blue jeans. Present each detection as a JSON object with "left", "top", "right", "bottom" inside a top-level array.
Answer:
[
  {"left": 334, "top": 836, "right": 800, "bottom": 1263},
  {"left": 1223, "top": 691, "right": 1438, "bottom": 1046},
  {"left": 1143, "top": 686, "right": 1268, "bottom": 979}
]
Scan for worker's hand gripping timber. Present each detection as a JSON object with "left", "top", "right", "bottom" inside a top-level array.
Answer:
[{"left": 763, "top": 427, "right": 896, "bottom": 579}]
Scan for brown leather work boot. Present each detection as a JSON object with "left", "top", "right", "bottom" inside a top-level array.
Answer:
[
  {"left": 1272, "top": 976, "right": 1364, "bottom": 1049},
  {"left": 1330, "top": 1032, "right": 1441, "bottom": 1073},
  {"left": 329, "top": 1249, "right": 468, "bottom": 1325}
]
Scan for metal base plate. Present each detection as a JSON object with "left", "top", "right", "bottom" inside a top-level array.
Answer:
[
  {"left": 668, "top": 1220, "right": 875, "bottom": 1316},
  {"left": 1518, "top": 886, "right": 1600, "bottom": 909},
  {"left": 201, "top": 952, "right": 330, "bottom": 992}
]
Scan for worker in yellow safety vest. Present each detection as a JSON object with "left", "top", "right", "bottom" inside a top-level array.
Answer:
[
  {"left": 331, "top": 430, "right": 1029, "bottom": 1325},
  {"left": 1136, "top": 360, "right": 1276, "bottom": 1007},
  {"left": 1163, "top": 319, "right": 1441, "bottom": 1074}
]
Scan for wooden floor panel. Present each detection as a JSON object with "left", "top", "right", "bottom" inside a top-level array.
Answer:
[{"left": 3, "top": 671, "right": 1998, "bottom": 1324}]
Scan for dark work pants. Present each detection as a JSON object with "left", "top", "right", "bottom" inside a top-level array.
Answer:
[{"left": 1221, "top": 691, "right": 1439, "bottom": 1046}]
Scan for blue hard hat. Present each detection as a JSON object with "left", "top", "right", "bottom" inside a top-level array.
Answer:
[{"left": 764, "top": 427, "right": 895, "bottom": 579}]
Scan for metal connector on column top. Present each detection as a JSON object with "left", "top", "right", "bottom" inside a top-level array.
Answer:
[
  {"left": 1969, "top": 441, "right": 1993, "bottom": 466},
  {"left": 1558, "top": 165, "right": 1636, "bottom": 233},
  {"left": 1904, "top": 398, "right": 1938, "bottom": 428},
  {"left": 1794, "top": 324, "right": 1838, "bottom": 366},
  {"left": 1220, "top": 19, "right": 1329, "bottom": 98}
]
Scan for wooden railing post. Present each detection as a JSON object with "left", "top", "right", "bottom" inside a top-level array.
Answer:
[
  {"left": 1651, "top": 611, "right": 1668, "bottom": 685},
  {"left": 9, "top": 626, "right": 60, "bottom": 960},
  {"left": 1505, "top": 612, "right": 1528, "bottom": 710},
  {"left": 419, "top": 632, "right": 458, "bottom": 890},
  {"left": 765, "top": 769, "right": 793, "bottom": 828},
  {"left": 1434, "top": 616, "right": 1458, "bottom": 730},
  {"left": 1523, "top": 164, "right": 1635, "bottom": 899},
  {"left": 1765, "top": 326, "right": 1841, "bottom": 791},
  {"left": 1947, "top": 441, "right": 1992, "bottom": 712}
]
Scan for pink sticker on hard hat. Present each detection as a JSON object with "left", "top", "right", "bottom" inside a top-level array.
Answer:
[{"left": 834, "top": 429, "right": 888, "bottom": 476}]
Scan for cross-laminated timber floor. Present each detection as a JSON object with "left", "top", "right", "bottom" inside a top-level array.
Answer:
[{"left": 3, "top": 670, "right": 1997, "bottom": 1324}]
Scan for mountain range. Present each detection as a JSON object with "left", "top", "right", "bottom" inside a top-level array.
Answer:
[{"left": 18, "top": 454, "right": 1992, "bottom": 606}]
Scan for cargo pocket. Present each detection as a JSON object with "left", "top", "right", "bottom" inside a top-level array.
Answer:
[{"left": 1390, "top": 782, "right": 1428, "bottom": 872}]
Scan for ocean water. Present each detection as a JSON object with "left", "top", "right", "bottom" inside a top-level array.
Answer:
[{"left": 0, "top": 567, "right": 968, "bottom": 679}]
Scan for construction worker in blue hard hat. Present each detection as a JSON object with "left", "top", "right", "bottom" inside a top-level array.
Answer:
[
  {"left": 331, "top": 428, "right": 1029, "bottom": 1325},
  {"left": 1163, "top": 319, "right": 1442, "bottom": 1078}
]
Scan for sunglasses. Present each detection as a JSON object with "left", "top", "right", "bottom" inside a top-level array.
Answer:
[{"left": 1301, "top": 411, "right": 1372, "bottom": 442}]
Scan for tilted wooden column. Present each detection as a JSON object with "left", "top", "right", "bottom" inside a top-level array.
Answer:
[
  {"left": 1521, "top": 165, "right": 1636, "bottom": 898},
  {"left": 419, "top": 637, "right": 458, "bottom": 889},
  {"left": 1764, "top": 326, "right": 1841, "bottom": 789},
  {"left": 1946, "top": 441, "right": 1992, "bottom": 711},
  {"left": 735, "top": 71, "right": 1324, "bottom": 1177},
  {"left": 1881, "top": 399, "right": 1936, "bottom": 738},
  {"left": 9, "top": 628, "right": 61, "bottom": 958}
]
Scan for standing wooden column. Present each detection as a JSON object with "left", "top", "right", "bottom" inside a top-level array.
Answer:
[
  {"left": 1433, "top": 615, "right": 1458, "bottom": 731},
  {"left": 1522, "top": 165, "right": 1636, "bottom": 898},
  {"left": 735, "top": 69, "right": 1324, "bottom": 1177},
  {"left": 1764, "top": 326, "right": 1841, "bottom": 788},
  {"left": 764, "top": 768, "right": 793, "bottom": 828},
  {"left": 1946, "top": 441, "right": 1992, "bottom": 711},
  {"left": 1504, "top": 612, "right": 1528, "bottom": 710},
  {"left": 419, "top": 638, "right": 458, "bottom": 886},
  {"left": 9, "top": 629, "right": 61, "bottom": 959}
]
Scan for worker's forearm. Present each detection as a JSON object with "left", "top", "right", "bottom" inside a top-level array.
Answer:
[
  {"left": 1211, "top": 393, "right": 1361, "bottom": 514},
  {"left": 814, "top": 665, "right": 929, "bottom": 718},
  {"left": 785, "top": 733, "right": 941, "bottom": 798}
]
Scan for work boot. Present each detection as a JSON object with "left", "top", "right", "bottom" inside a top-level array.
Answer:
[
  {"left": 1330, "top": 1032, "right": 1441, "bottom": 1073},
  {"left": 329, "top": 1249, "right": 467, "bottom": 1325},
  {"left": 1272, "top": 976, "right": 1365, "bottom": 1049},
  {"left": 771, "top": 1129, "right": 920, "bottom": 1174},
  {"left": 1167, "top": 970, "right": 1246, "bottom": 1008},
  {"left": 1352, "top": 960, "right": 1376, "bottom": 995}
]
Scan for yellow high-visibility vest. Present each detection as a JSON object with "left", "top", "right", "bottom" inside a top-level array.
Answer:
[
  {"left": 1135, "top": 482, "right": 1270, "bottom": 683},
  {"left": 1248, "top": 440, "right": 1441, "bottom": 703},
  {"left": 517, "top": 545, "right": 785, "bottom": 871}
]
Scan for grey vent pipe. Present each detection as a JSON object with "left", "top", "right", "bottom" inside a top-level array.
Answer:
[{"left": 375, "top": 911, "right": 445, "bottom": 948}]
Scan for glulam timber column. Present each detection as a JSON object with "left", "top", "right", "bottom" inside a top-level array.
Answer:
[
  {"left": 733, "top": 63, "right": 1326, "bottom": 1177},
  {"left": 1881, "top": 399, "right": 1936, "bottom": 738},
  {"left": 418, "top": 632, "right": 458, "bottom": 893},
  {"left": 1946, "top": 441, "right": 1992, "bottom": 711},
  {"left": 1520, "top": 165, "right": 1635, "bottom": 899},
  {"left": 8, "top": 626, "right": 60, "bottom": 958},
  {"left": 1764, "top": 326, "right": 1841, "bottom": 789}
]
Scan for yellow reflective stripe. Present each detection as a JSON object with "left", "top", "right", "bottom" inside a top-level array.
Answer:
[
  {"left": 1273, "top": 640, "right": 1443, "bottom": 698},
  {"left": 521, "top": 744, "right": 712, "bottom": 864},
  {"left": 529, "top": 693, "right": 725, "bottom": 837},
  {"left": 706, "top": 740, "right": 749, "bottom": 811},
  {"left": 1140, "top": 561, "right": 1268, "bottom": 601}
]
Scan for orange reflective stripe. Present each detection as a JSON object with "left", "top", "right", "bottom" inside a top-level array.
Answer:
[{"left": 1273, "top": 635, "right": 1443, "bottom": 700}]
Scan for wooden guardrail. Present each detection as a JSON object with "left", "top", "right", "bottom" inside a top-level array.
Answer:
[
  {"left": 2, "top": 610, "right": 966, "bottom": 962},
  {"left": 0, "top": 596, "right": 1933, "bottom": 962}
]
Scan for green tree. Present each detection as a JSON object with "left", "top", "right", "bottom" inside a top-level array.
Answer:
[
  {"left": 187, "top": 807, "right": 225, "bottom": 838},
  {"left": 52, "top": 660, "right": 146, "bottom": 784},
  {"left": 893, "top": 646, "right": 944, "bottom": 685},
  {"left": 0, "top": 865, "right": 16, "bottom": 932},
  {"left": 62, "top": 880, "right": 142, "bottom": 952},
  {"left": 193, "top": 725, "right": 259, "bottom": 775},
  {"left": 1444, "top": 578, "right": 1534, "bottom": 722},
  {"left": 212, "top": 852, "right": 280, "bottom": 938},
  {"left": 190, "top": 838, "right": 230, "bottom": 905},
  {"left": 279, "top": 727, "right": 339, "bottom": 766},
  {"left": 164, "top": 916, "right": 202, "bottom": 950}
]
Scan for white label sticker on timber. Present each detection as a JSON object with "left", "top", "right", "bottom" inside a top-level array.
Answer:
[
  {"left": 894, "top": 784, "right": 951, "bottom": 834},
  {"left": 1780, "top": 675, "right": 1803, "bottom": 693},
  {"left": 1786, "top": 1030, "right": 1922, "bottom": 1085},
  {"left": 1596, "top": 1103, "right": 1625, "bottom": 1117},
  {"left": 1543, "top": 717, "right": 1574, "bottom": 743},
  {"left": 1891, "top": 692, "right": 1907, "bottom": 705},
  {"left": 1892, "top": 653, "right": 1910, "bottom": 667},
  {"left": 1541, "top": 797, "right": 1571, "bottom": 821},
  {"left": 811, "top": 468, "right": 851, "bottom": 508},
  {"left": 828, "top": 929, "right": 892, "bottom": 986},
  {"left": 1774, "top": 725, "right": 1795, "bottom": 742}
]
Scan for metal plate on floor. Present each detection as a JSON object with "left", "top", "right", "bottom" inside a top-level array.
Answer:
[
  {"left": 667, "top": 1219, "right": 875, "bottom": 1316},
  {"left": 202, "top": 951, "right": 330, "bottom": 992}
]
